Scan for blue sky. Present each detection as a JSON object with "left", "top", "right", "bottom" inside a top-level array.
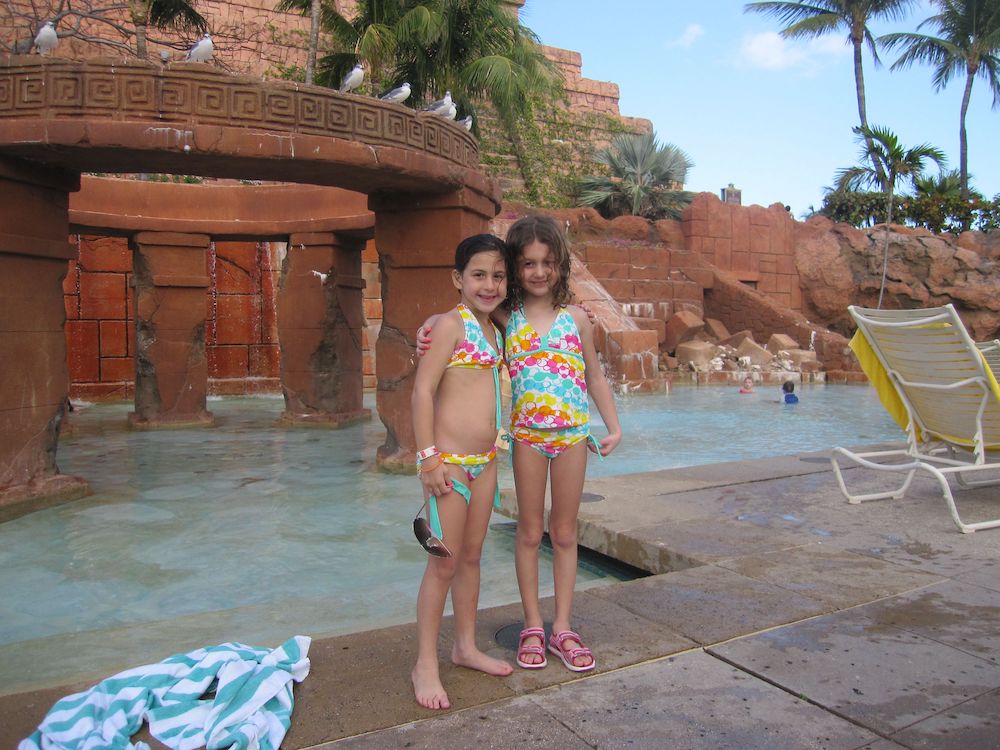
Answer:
[{"left": 520, "top": 0, "right": 999, "bottom": 217}]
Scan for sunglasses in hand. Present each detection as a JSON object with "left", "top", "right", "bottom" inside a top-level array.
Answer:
[{"left": 413, "top": 501, "right": 452, "bottom": 558}]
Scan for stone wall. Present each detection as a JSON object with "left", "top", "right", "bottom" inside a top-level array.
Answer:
[
  {"left": 65, "top": 236, "right": 282, "bottom": 399},
  {"left": 683, "top": 193, "right": 800, "bottom": 310},
  {"left": 64, "top": 235, "right": 382, "bottom": 399}
]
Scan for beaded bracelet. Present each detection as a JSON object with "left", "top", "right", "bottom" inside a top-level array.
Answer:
[
  {"left": 418, "top": 454, "right": 444, "bottom": 474},
  {"left": 415, "top": 445, "right": 439, "bottom": 462}
]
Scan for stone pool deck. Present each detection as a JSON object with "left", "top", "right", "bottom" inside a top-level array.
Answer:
[{"left": 3, "top": 448, "right": 1000, "bottom": 749}]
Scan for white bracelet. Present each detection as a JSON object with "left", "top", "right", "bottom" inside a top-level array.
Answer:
[{"left": 415, "top": 445, "right": 438, "bottom": 462}]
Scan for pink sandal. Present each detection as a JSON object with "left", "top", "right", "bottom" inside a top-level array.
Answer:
[
  {"left": 548, "top": 630, "right": 595, "bottom": 672},
  {"left": 516, "top": 627, "right": 548, "bottom": 669}
]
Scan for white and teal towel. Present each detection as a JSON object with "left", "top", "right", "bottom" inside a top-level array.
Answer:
[{"left": 20, "top": 635, "right": 311, "bottom": 750}]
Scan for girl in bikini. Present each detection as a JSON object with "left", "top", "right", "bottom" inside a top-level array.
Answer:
[
  {"left": 503, "top": 215, "right": 622, "bottom": 673},
  {"left": 410, "top": 233, "right": 513, "bottom": 710}
]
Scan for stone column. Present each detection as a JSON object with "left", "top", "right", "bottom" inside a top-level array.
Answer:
[
  {"left": 277, "top": 232, "right": 370, "bottom": 427},
  {"left": 0, "top": 157, "right": 89, "bottom": 521},
  {"left": 129, "top": 232, "right": 213, "bottom": 429},
  {"left": 370, "top": 189, "right": 498, "bottom": 471}
]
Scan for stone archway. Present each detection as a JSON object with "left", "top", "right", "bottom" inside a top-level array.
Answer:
[{"left": 0, "top": 56, "right": 500, "bottom": 518}]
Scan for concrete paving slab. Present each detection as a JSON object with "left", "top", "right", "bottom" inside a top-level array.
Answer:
[
  {"left": 710, "top": 608, "right": 1000, "bottom": 736},
  {"left": 523, "top": 650, "right": 882, "bottom": 749},
  {"left": 587, "top": 565, "right": 831, "bottom": 645},
  {"left": 954, "top": 559, "right": 1000, "bottom": 592},
  {"left": 622, "top": 515, "right": 809, "bottom": 567},
  {"left": 853, "top": 579, "right": 1000, "bottom": 666},
  {"left": 716, "top": 546, "right": 944, "bottom": 610},
  {"left": 663, "top": 453, "right": 835, "bottom": 485},
  {"left": 284, "top": 623, "right": 516, "bottom": 748},
  {"left": 889, "top": 687, "right": 1000, "bottom": 749},
  {"left": 322, "top": 696, "right": 593, "bottom": 749}
]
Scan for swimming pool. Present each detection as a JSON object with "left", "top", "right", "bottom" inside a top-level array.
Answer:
[{"left": 0, "top": 385, "right": 902, "bottom": 693}]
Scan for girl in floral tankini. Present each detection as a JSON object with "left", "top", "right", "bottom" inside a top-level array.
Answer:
[{"left": 502, "top": 215, "right": 621, "bottom": 673}]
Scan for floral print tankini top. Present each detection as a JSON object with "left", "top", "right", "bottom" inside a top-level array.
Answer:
[{"left": 504, "top": 305, "right": 589, "bottom": 431}]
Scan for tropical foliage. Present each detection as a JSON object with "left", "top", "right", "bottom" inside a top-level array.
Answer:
[
  {"left": 745, "top": 0, "right": 918, "bottom": 184},
  {"left": 1, "top": 0, "right": 207, "bottom": 57},
  {"left": 831, "top": 125, "right": 947, "bottom": 305},
  {"left": 820, "top": 189, "right": 1000, "bottom": 232},
  {"left": 575, "top": 131, "right": 696, "bottom": 220},
  {"left": 879, "top": 0, "right": 1000, "bottom": 200},
  {"left": 276, "top": 0, "right": 561, "bottom": 125}
]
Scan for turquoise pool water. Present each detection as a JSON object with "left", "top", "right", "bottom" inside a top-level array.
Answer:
[{"left": 0, "top": 385, "right": 902, "bottom": 693}]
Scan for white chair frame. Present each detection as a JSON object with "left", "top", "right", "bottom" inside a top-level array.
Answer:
[{"left": 831, "top": 305, "right": 1000, "bottom": 533}]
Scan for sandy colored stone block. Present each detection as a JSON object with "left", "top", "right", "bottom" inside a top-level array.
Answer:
[
  {"left": 736, "top": 337, "right": 773, "bottom": 366},
  {"left": 720, "top": 330, "right": 755, "bottom": 347},
  {"left": 704, "top": 318, "right": 730, "bottom": 341},
  {"left": 675, "top": 339, "right": 716, "bottom": 368},
  {"left": 663, "top": 309, "right": 704, "bottom": 354},
  {"left": 785, "top": 348, "right": 818, "bottom": 368},
  {"left": 767, "top": 333, "right": 799, "bottom": 352}
]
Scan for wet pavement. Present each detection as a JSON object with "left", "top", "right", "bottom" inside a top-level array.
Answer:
[{"left": 3, "top": 447, "right": 999, "bottom": 749}]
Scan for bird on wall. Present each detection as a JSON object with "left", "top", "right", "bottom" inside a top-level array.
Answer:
[
  {"left": 422, "top": 91, "right": 452, "bottom": 116},
  {"left": 379, "top": 82, "right": 411, "bottom": 104},
  {"left": 186, "top": 33, "right": 213, "bottom": 62},
  {"left": 442, "top": 101, "right": 457, "bottom": 120},
  {"left": 339, "top": 64, "right": 364, "bottom": 94},
  {"left": 160, "top": 50, "right": 171, "bottom": 64},
  {"left": 34, "top": 21, "right": 58, "bottom": 55},
  {"left": 458, "top": 115, "right": 473, "bottom": 131}
]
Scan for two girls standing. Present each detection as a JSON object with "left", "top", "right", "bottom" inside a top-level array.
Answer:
[{"left": 410, "top": 216, "right": 622, "bottom": 709}]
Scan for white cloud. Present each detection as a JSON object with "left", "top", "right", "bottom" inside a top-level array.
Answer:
[
  {"left": 740, "top": 30, "right": 849, "bottom": 71},
  {"left": 666, "top": 23, "right": 704, "bottom": 49}
]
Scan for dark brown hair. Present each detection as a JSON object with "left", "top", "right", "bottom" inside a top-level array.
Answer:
[{"left": 504, "top": 215, "right": 572, "bottom": 308}]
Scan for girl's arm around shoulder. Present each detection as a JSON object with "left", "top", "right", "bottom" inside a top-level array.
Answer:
[{"left": 569, "top": 308, "right": 623, "bottom": 457}]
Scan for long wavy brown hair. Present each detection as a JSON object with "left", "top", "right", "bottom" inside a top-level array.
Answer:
[{"left": 504, "top": 215, "right": 572, "bottom": 309}]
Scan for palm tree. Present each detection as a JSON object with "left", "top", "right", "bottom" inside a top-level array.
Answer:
[
  {"left": 879, "top": 0, "right": 1000, "bottom": 200},
  {"left": 277, "top": 0, "right": 560, "bottom": 123},
  {"left": 914, "top": 168, "right": 967, "bottom": 197},
  {"left": 745, "top": 0, "right": 918, "bottom": 184},
  {"left": 128, "top": 0, "right": 207, "bottom": 60},
  {"left": 836, "top": 124, "right": 946, "bottom": 307},
  {"left": 576, "top": 131, "right": 695, "bottom": 220}
]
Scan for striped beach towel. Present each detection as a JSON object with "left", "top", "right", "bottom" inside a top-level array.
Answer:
[{"left": 19, "top": 635, "right": 311, "bottom": 750}]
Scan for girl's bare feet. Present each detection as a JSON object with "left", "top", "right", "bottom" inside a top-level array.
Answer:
[
  {"left": 411, "top": 661, "right": 450, "bottom": 710},
  {"left": 452, "top": 645, "right": 514, "bottom": 676}
]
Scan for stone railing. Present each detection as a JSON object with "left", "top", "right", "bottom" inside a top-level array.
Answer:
[{"left": 0, "top": 56, "right": 479, "bottom": 172}]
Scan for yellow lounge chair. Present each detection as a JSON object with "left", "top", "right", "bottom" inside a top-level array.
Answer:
[{"left": 831, "top": 304, "right": 1000, "bottom": 533}]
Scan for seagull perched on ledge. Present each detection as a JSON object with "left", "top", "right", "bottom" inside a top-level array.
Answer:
[
  {"left": 458, "top": 115, "right": 473, "bottom": 131},
  {"left": 186, "top": 33, "right": 213, "bottom": 62},
  {"left": 422, "top": 91, "right": 452, "bottom": 116},
  {"left": 379, "top": 82, "right": 411, "bottom": 104},
  {"left": 339, "top": 64, "right": 364, "bottom": 94},
  {"left": 34, "top": 21, "right": 58, "bottom": 55}
]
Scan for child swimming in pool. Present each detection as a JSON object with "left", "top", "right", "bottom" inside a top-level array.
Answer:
[
  {"left": 782, "top": 380, "right": 799, "bottom": 404},
  {"left": 410, "top": 233, "right": 513, "bottom": 710}
]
